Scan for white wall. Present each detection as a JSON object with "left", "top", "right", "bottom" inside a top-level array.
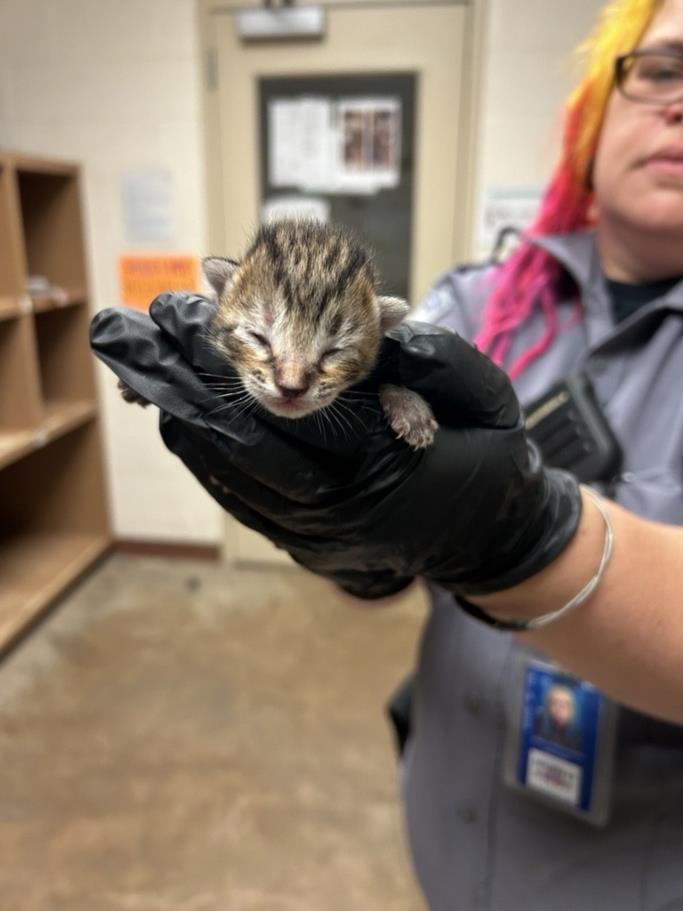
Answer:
[
  {"left": 0, "top": 0, "right": 222, "bottom": 543},
  {"left": 0, "top": 0, "right": 605, "bottom": 545},
  {"left": 473, "top": 0, "right": 605, "bottom": 255}
]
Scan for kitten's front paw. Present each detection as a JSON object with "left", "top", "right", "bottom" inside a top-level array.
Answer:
[
  {"left": 379, "top": 384, "right": 438, "bottom": 449},
  {"left": 400, "top": 415, "right": 439, "bottom": 449}
]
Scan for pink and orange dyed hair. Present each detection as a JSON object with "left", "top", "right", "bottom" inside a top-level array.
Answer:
[{"left": 476, "top": 0, "right": 663, "bottom": 378}]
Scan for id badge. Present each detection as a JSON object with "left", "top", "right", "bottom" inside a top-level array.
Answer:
[{"left": 503, "top": 653, "right": 617, "bottom": 826}]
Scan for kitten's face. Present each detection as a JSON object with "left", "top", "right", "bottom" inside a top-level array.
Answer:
[
  {"left": 214, "top": 300, "right": 373, "bottom": 418},
  {"left": 203, "top": 231, "right": 407, "bottom": 420}
]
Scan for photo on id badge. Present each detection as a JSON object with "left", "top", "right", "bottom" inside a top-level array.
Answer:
[{"left": 504, "top": 658, "right": 616, "bottom": 825}]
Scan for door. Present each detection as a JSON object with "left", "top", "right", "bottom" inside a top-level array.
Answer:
[{"left": 201, "top": 0, "right": 479, "bottom": 565}]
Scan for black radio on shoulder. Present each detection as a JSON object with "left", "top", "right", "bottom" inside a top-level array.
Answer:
[{"left": 523, "top": 372, "right": 622, "bottom": 483}]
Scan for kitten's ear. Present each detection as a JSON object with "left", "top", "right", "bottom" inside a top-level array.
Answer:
[
  {"left": 377, "top": 295, "right": 410, "bottom": 331},
  {"left": 202, "top": 256, "right": 239, "bottom": 299}
]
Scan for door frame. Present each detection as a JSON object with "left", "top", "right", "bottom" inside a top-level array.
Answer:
[{"left": 197, "top": 0, "right": 488, "bottom": 263}]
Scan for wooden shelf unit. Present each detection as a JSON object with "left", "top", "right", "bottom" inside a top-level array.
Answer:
[{"left": 0, "top": 151, "right": 111, "bottom": 654}]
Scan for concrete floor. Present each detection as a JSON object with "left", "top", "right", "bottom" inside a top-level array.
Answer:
[{"left": 0, "top": 554, "right": 428, "bottom": 911}]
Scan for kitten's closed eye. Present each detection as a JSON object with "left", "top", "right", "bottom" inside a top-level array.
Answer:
[
  {"left": 248, "top": 330, "right": 271, "bottom": 350},
  {"left": 320, "top": 347, "right": 342, "bottom": 362}
]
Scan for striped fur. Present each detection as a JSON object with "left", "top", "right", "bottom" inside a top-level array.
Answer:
[{"left": 204, "top": 219, "right": 407, "bottom": 420}]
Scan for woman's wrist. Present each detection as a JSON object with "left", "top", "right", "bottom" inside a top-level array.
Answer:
[{"left": 471, "top": 486, "right": 610, "bottom": 624}]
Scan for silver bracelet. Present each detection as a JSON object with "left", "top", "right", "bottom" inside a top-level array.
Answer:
[
  {"left": 519, "top": 487, "right": 614, "bottom": 630},
  {"left": 460, "top": 487, "right": 614, "bottom": 632}
]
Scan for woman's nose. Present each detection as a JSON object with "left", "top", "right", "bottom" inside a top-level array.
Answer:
[{"left": 663, "top": 99, "right": 683, "bottom": 126}]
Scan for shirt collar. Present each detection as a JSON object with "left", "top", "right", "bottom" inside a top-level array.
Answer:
[{"left": 530, "top": 229, "right": 683, "bottom": 313}]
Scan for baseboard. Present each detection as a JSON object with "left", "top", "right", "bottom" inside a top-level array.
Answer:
[{"left": 114, "top": 539, "right": 221, "bottom": 561}]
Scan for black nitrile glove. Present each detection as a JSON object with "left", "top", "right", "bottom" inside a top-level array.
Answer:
[{"left": 90, "top": 292, "right": 582, "bottom": 600}]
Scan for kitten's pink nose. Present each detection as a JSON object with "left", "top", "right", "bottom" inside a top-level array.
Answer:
[{"left": 276, "top": 381, "right": 309, "bottom": 400}]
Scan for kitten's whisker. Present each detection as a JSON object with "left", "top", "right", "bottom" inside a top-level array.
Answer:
[
  {"left": 215, "top": 391, "right": 251, "bottom": 403},
  {"left": 209, "top": 393, "right": 253, "bottom": 411},
  {"left": 329, "top": 401, "right": 351, "bottom": 435},
  {"left": 318, "top": 405, "right": 336, "bottom": 438},
  {"left": 203, "top": 381, "right": 245, "bottom": 391},
  {"left": 201, "top": 394, "right": 246, "bottom": 408},
  {"left": 332, "top": 409, "right": 351, "bottom": 440},
  {"left": 202, "top": 387, "right": 246, "bottom": 400},
  {"left": 196, "top": 370, "right": 241, "bottom": 381},
  {"left": 324, "top": 403, "right": 348, "bottom": 440},
  {"left": 206, "top": 392, "right": 254, "bottom": 417},
  {"left": 339, "top": 389, "right": 379, "bottom": 398},
  {"left": 339, "top": 392, "right": 380, "bottom": 419},
  {"left": 226, "top": 401, "right": 256, "bottom": 420},
  {"left": 231, "top": 395, "right": 258, "bottom": 422},
  {"left": 334, "top": 397, "right": 365, "bottom": 429},
  {"left": 201, "top": 383, "right": 244, "bottom": 393},
  {"left": 207, "top": 402, "right": 239, "bottom": 417},
  {"left": 330, "top": 401, "right": 355, "bottom": 437},
  {"left": 226, "top": 396, "right": 260, "bottom": 424},
  {"left": 315, "top": 409, "right": 329, "bottom": 446},
  {"left": 319, "top": 407, "right": 337, "bottom": 443}
]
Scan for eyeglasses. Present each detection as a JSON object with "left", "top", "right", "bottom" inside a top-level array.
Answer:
[{"left": 615, "top": 49, "right": 683, "bottom": 105}]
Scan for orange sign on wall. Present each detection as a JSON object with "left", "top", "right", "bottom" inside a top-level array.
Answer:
[{"left": 118, "top": 254, "right": 200, "bottom": 310}]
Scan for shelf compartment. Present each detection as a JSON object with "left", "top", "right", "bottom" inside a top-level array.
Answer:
[
  {"left": 0, "top": 422, "right": 110, "bottom": 651},
  {"left": 1, "top": 421, "right": 109, "bottom": 537},
  {"left": 0, "top": 315, "right": 43, "bottom": 434},
  {"left": 16, "top": 167, "right": 87, "bottom": 294},
  {"left": 0, "top": 531, "right": 109, "bottom": 652},
  {"left": 0, "top": 400, "right": 97, "bottom": 471},
  {"left": 33, "top": 304, "right": 96, "bottom": 405}
]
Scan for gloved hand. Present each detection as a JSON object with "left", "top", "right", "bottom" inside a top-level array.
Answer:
[{"left": 90, "top": 292, "right": 582, "bottom": 600}]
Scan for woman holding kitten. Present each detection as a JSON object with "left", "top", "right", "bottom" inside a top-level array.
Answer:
[
  {"left": 91, "top": 0, "right": 683, "bottom": 906},
  {"left": 394, "top": 1, "right": 683, "bottom": 905}
]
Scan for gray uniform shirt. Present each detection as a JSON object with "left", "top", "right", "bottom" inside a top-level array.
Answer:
[{"left": 404, "top": 230, "right": 683, "bottom": 911}]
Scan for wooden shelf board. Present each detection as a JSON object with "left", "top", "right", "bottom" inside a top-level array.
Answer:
[
  {"left": 0, "top": 400, "right": 96, "bottom": 471},
  {"left": 42, "top": 399, "right": 97, "bottom": 438},
  {"left": 0, "top": 295, "right": 26, "bottom": 322},
  {"left": 31, "top": 289, "right": 87, "bottom": 313},
  {"left": 2, "top": 152, "right": 79, "bottom": 177},
  {"left": 0, "top": 531, "right": 110, "bottom": 651},
  {"left": 0, "top": 291, "right": 86, "bottom": 320},
  {"left": 0, "top": 428, "right": 36, "bottom": 470}
]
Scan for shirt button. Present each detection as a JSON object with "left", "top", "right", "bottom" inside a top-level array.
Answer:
[
  {"left": 458, "top": 805, "right": 478, "bottom": 823},
  {"left": 463, "top": 692, "right": 482, "bottom": 715}
]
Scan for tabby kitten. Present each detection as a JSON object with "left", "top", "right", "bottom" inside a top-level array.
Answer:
[
  {"left": 121, "top": 219, "right": 437, "bottom": 448},
  {"left": 204, "top": 220, "right": 437, "bottom": 447}
]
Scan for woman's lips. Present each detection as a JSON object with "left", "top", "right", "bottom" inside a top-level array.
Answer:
[{"left": 644, "top": 152, "right": 683, "bottom": 176}]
